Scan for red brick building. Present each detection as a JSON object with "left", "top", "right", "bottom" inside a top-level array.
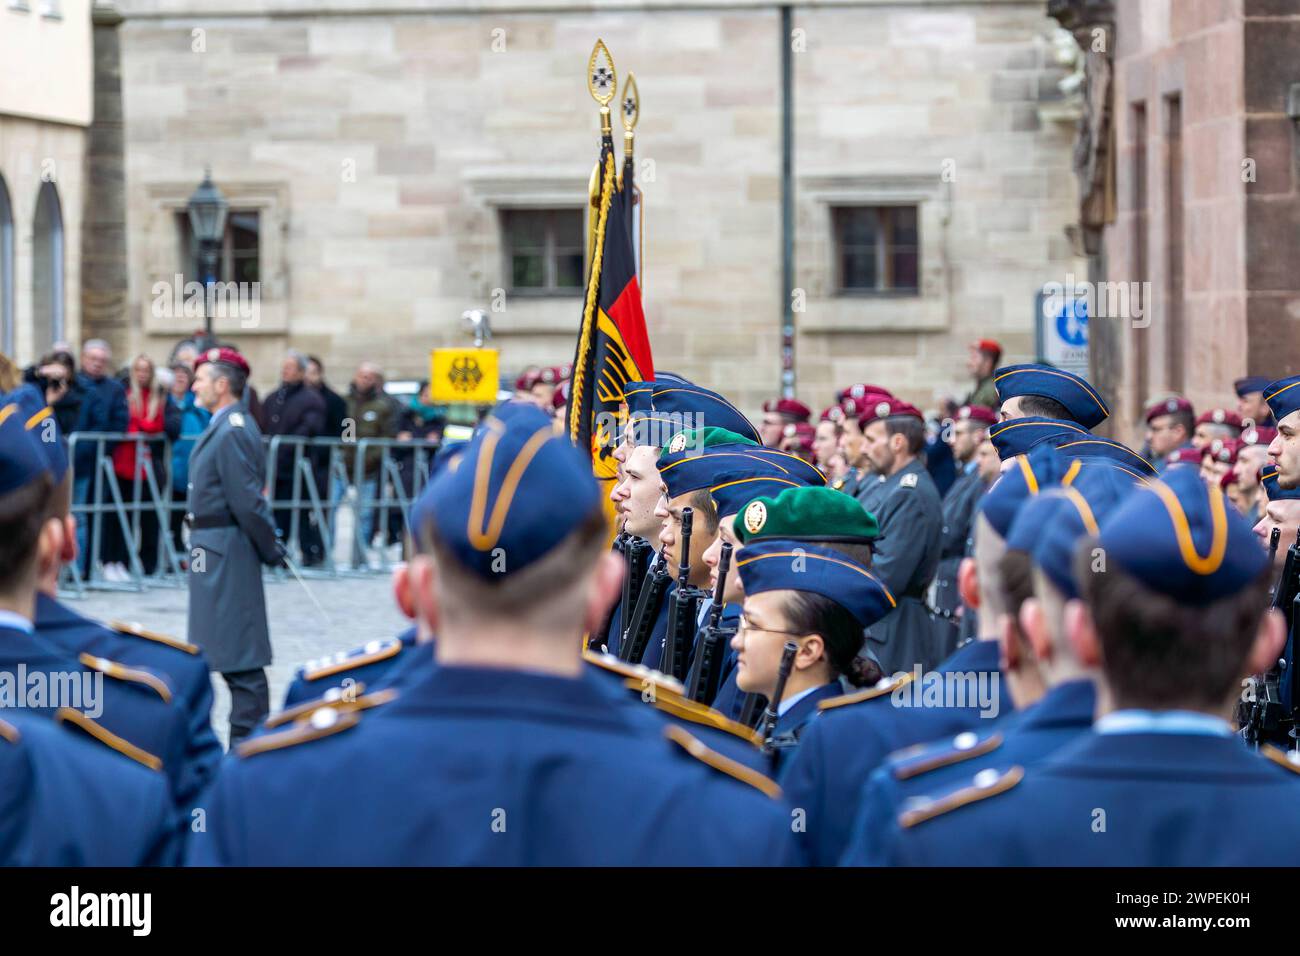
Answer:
[{"left": 1051, "top": 0, "right": 1300, "bottom": 443}]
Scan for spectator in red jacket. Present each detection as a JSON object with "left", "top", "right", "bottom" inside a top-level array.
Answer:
[{"left": 103, "top": 354, "right": 180, "bottom": 579}]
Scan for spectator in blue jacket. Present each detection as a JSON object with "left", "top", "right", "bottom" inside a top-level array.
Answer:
[
  {"left": 70, "top": 339, "right": 128, "bottom": 576},
  {"left": 168, "top": 361, "right": 211, "bottom": 558}
]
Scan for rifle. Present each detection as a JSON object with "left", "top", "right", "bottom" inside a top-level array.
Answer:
[
  {"left": 760, "top": 641, "right": 799, "bottom": 753},
  {"left": 604, "top": 534, "right": 651, "bottom": 652},
  {"left": 738, "top": 691, "right": 766, "bottom": 729},
  {"left": 685, "top": 542, "right": 734, "bottom": 703},
  {"left": 1241, "top": 527, "right": 1300, "bottom": 747},
  {"left": 659, "top": 508, "right": 710, "bottom": 681},
  {"left": 619, "top": 550, "right": 672, "bottom": 664}
]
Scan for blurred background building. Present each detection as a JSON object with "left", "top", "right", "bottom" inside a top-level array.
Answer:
[
  {"left": 60, "top": 0, "right": 1079, "bottom": 413},
  {"left": 0, "top": 0, "right": 91, "bottom": 362},
  {"left": 1051, "top": 0, "right": 1300, "bottom": 444}
]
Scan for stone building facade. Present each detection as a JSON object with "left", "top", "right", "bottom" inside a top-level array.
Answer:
[
  {"left": 89, "top": 0, "right": 1082, "bottom": 414},
  {"left": 1052, "top": 0, "right": 1300, "bottom": 444},
  {"left": 0, "top": 0, "right": 92, "bottom": 362}
]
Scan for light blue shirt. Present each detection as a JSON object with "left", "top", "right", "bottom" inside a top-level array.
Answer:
[
  {"left": 777, "top": 684, "right": 820, "bottom": 718},
  {"left": 0, "top": 610, "right": 34, "bottom": 635},
  {"left": 1096, "top": 709, "right": 1233, "bottom": 738}
]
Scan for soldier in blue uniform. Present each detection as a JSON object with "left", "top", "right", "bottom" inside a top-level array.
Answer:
[
  {"left": 850, "top": 396, "right": 943, "bottom": 673},
  {"left": 992, "top": 362, "right": 1110, "bottom": 429},
  {"left": 186, "top": 403, "right": 799, "bottom": 865},
  {"left": 6, "top": 391, "right": 223, "bottom": 791},
  {"left": 186, "top": 348, "right": 285, "bottom": 744},
  {"left": 1265, "top": 373, "right": 1300, "bottom": 491},
  {"left": 778, "top": 445, "right": 1107, "bottom": 866},
  {"left": 1236, "top": 375, "right": 1275, "bottom": 428},
  {"left": 0, "top": 406, "right": 209, "bottom": 834},
  {"left": 842, "top": 463, "right": 1138, "bottom": 865},
  {"left": 859, "top": 465, "right": 1300, "bottom": 866},
  {"left": 732, "top": 538, "right": 895, "bottom": 771}
]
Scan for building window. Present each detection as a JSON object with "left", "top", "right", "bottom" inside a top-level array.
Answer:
[
  {"left": 32, "top": 181, "right": 64, "bottom": 349},
  {"left": 39, "top": 0, "right": 59, "bottom": 17},
  {"left": 175, "top": 210, "right": 261, "bottom": 284},
  {"left": 501, "top": 208, "right": 583, "bottom": 295},
  {"left": 832, "top": 205, "right": 919, "bottom": 294},
  {"left": 8, "top": 1, "right": 32, "bottom": 12}
]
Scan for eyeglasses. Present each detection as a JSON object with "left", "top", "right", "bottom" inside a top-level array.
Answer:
[{"left": 737, "top": 616, "right": 808, "bottom": 639}]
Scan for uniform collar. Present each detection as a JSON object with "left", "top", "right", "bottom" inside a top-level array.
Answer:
[
  {"left": 0, "top": 611, "right": 34, "bottom": 636},
  {"left": 1095, "top": 709, "right": 1233, "bottom": 738},
  {"left": 937, "top": 638, "right": 1000, "bottom": 675},
  {"left": 33, "top": 592, "right": 85, "bottom": 630},
  {"left": 1015, "top": 679, "right": 1095, "bottom": 731},
  {"left": 775, "top": 682, "right": 842, "bottom": 730}
]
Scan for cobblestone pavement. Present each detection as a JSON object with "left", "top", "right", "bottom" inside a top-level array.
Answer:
[{"left": 63, "top": 571, "right": 410, "bottom": 749}]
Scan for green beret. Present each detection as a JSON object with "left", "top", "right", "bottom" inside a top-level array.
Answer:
[
  {"left": 660, "top": 426, "right": 757, "bottom": 457},
  {"left": 732, "top": 486, "right": 880, "bottom": 544}
]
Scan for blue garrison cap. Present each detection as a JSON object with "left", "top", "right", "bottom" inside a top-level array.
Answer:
[
  {"left": 994, "top": 364, "right": 1110, "bottom": 429},
  {"left": 1099, "top": 464, "right": 1267, "bottom": 605},
  {"left": 1264, "top": 374, "right": 1300, "bottom": 424},
  {"left": 410, "top": 403, "right": 601, "bottom": 578},
  {"left": 709, "top": 467, "right": 810, "bottom": 520},
  {"left": 623, "top": 378, "right": 761, "bottom": 446},
  {"left": 735, "top": 538, "right": 896, "bottom": 629},
  {"left": 1262, "top": 465, "right": 1300, "bottom": 502},
  {"left": 0, "top": 404, "right": 50, "bottom": 497},
  {"left": 5, "top": 389, "right": 68, "bottom": 482},
  {"left": 1050, "top": 435, "right": 1157, "bottom": 479},
  {"left": 979, "top": 445, "right": 1102, "bottom": 539},
  {"left": 1235, "top": 376, "right": 1271, "bottom": 398},
  {"left": 657, "top": 447, "right": 774, "bottom": 501},
  {"left": 1007, "top": 464, "right": 1139, "bottom": 599},
  {"left": 988, "top": 416, "right": 1090, "bottom": 461}
]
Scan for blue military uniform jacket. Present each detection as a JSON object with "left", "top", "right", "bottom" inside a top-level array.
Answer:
[
  {"left": 34, "top": 592, "right": 221, "bottom": 801},
  {"left": 766, "top": 682, "right": 845, "bottom": 775},
  {"left": 0, "top": 623, "right": 208, "bottom": 811},
  {"left": 282, "top": 625, "right": 420, "bottom": 708},
  {"left": 0, "top": 711, "right": 181, "bottom": 865},
  {"left": 779, "top": 639, "right": 1008, "bottom": 866},
  {"left": 865, "top": 727, "right": 1300, "bottom": 866},
  {"left": 933, "top": 467, "right": 986, "bottom": 617},
  {"left": 186, "top": 403, "right": 280, "bottom": 673},
  {"left": 842, "top": 678, "right": 1095, "bottom": 865},
  {"left": 187, "top": 665, "right": 800, "bottom": 866}
]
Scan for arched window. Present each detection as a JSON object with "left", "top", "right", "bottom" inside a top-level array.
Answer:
[
  {"left": 0, "top": 175, "right": 12, "bottom": 355},
  {"left": 32, "top": 180, "right": 65, "bottom": 350}
]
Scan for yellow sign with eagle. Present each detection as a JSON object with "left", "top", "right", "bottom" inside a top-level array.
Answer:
[{"left": 430, "top": 348, "right": 499, "bottom": 405}]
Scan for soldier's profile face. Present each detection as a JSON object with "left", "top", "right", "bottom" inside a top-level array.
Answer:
[
  {"left": 839, "top": 417, "right": 867, "bottom": 467},
  {"left": 999, "top": 395, "right": 1027, "bottom": 422},
  {"left": 813, "top": 421, "right": 838, "bottom": 467},
  {"left": 1271, "top": 411, "right": 1300, "bottom": 489},
  {"left": 862, "top": 420, "right": 894, "bottom": 473},
  {"left": 192, "top": 365, "right": 216, "bottom": 408},
  {"left": 702, "top": 515, "right": 742, "bottom": 604},
  {"left": 616, "top": 444, "right": 663, "bottom": 539},
  {"left": 732, "top": 590, "right": 804, "bottom": 697},
  {"left": 760, "top": 414, "right": 785, "bottom": 447},
  {"left": 1255, "top": 500, "right": 1300, "bottom": 570}
]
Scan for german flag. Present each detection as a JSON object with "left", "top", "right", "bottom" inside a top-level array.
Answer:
[{"left": 568, "top": 143, "right": 654, "bottom": 484}]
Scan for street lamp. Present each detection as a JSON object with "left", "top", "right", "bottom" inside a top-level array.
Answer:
[{"left": 186, "top": 168, "right": 228, "bottom": 344}]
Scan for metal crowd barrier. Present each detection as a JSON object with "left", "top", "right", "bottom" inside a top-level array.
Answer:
[{"left": 62, "top": 430, "right": 440, "bottom": 597}]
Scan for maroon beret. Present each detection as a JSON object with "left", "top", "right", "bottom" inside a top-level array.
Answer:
[
  {"left": 858, "top": 396, "right": 924, "bottom": 426},
  {"left": 956, "top": 404, "right": 998, "bottom": 426},
  {"left": 1195, "top": 408, "right": 1243, "bottom": 430},
  {"left": 1145, "top": 396, "right": 1194, "bottom": 424},
  {"left": 763, "top": 397, "right": 812, "bottom": 421},
  {"left": 195, "top": 346, "right": 250, "bottom": 376}
]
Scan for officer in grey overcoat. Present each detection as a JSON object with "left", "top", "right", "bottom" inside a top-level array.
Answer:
[{"left": 186, "top": 347, "right": 283, "bottom": 744}]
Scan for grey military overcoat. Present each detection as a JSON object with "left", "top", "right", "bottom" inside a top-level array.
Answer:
[{"left": 185, "top": 404, "right": 280, "bottom": 673}]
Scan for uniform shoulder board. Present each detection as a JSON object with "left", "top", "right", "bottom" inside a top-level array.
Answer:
[
  {"left": 900, "top": 473, "right": 919, "bottom": 489},
  {"left": 0, "top": 717, "right": 18, "bottom": 744},
  {"left": 228, "top": 411, "right": 245, "bottom": 427},
  {"left": 663, "top": 725, "right": 781, "bottom": 799},
  {"left": 632, "top": 680, "right": 762, "bottom": 747},
  {"left": 55, "top": 707, "right": 163, "bottom": 772},
  {"left": 582, "top": 649, "right": 686, "bottom": 696},
  {"left": 300, "top": 639, "right": 403, "bottom": 682},
  {"left": 263, "top": 685, "right": 397, "bottom": 729},
  {"left": 78, "top": 652, "right": 173, "bottom": 704},
  {"left": 889, "top": 731, "right": 1003, "bottom": 781},
  {"left": 109, "top": 620, "right": 200, "bottom": 655},
  {"left": 236, "top": 706, "right": 361, "bottom": 759},
  {"left": 818, "top": 670, "right": 914, "bottom": 712},
  {"left": 898, "top": 766, "right": 1023, "bottom": 829},
  {"left": 1261, "top": 745, "right": 1300, "bottom": 776}
]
